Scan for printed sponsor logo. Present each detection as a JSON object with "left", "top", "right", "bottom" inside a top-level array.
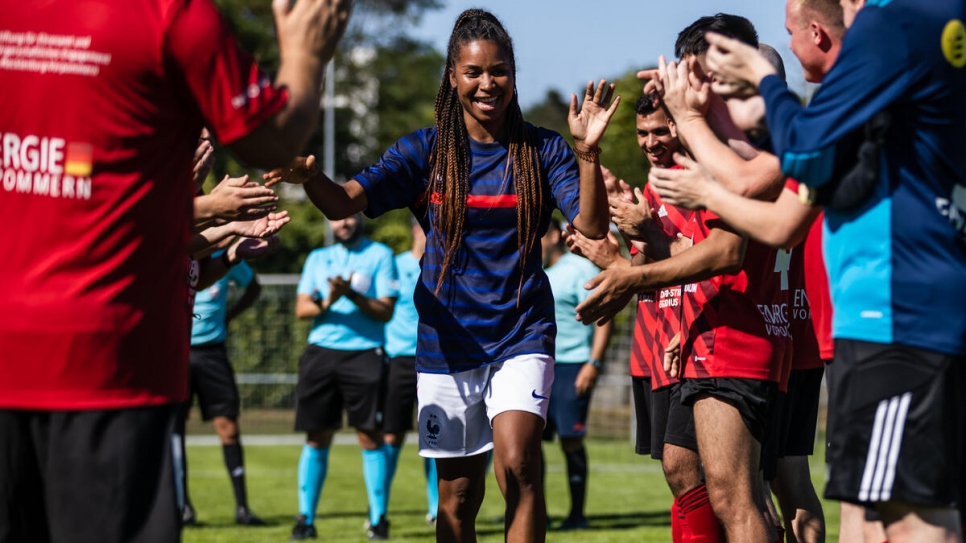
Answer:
[
  {"left": 757, "top": 303, "right": 791, "bottom": 337},
  {"left": 1, "top": 131, "right": 92, "bottom": 200}
]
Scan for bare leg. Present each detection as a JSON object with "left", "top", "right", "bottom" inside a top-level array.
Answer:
[
  {"left": 662, "top": 443, "right": 703, "bottom": 498},
  {"left": 492, "top": 410, "right": 546, "bottom": 543},
  {"left": 436, "top": 454, "right": 487, "bottom": 543},
  {"left": 693, "top": 395, "right": 771, "bottom": 542},
  {"left": 878, "top": 502, "right": 961, "bottom": 543}
]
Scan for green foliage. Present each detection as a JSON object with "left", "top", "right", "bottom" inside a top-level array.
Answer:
[
  {"left": 525, "top": 89, "right": 571, "bottom": 139},
  {"left": 202, "top": 2, "right": 444, "bottom": 273},
  {"left": 597, "top": 70, "right": 653, "bottom": 191}
]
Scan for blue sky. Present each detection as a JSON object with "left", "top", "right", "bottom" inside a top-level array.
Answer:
[{"left": 409, "top": 0, "right": 814, "bottom": 109}]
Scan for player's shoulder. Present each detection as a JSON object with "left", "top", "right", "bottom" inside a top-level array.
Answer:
[{"left": 361, "top": 238, "right": 395, "bottom": 260}]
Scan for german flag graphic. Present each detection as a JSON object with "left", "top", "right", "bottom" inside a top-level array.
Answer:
[{"left": 65, "top": 142, "right": 93, "bottom": 177}]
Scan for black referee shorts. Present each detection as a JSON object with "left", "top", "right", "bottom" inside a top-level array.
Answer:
[
  {"left": 294, "top": 345, "right": 387, "bottom": 433},
  {"left": 183, "top": 342, "right": 240, "bottom": 421},
  {"left": 383, "top": 355, "right": 417, "bottom": 434}
]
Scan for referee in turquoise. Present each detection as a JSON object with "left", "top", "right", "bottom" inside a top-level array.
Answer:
[
  {"left": 540, "top": 220, "right": 613, "bottom": 530},
  {"left": 290, "top": 213, "right": 398, "bottom": 541}
]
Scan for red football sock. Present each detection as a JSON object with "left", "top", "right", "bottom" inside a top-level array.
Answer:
[
  {"left": 671, "top": 497, "right": 686, "bottom": 542},
  {"left": 677, "top": 484, "right": 723, "bottom": 543}
]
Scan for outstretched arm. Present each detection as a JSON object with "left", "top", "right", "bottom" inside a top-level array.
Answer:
[
  {"left": 649, "top": 154, "right": 820, "bottom": 249},
  {"left": 575, "top": 226, "right": 745, "bottom": 325},
  {"left": 263, "top": 155, "right": 368, "bottom": 219}
]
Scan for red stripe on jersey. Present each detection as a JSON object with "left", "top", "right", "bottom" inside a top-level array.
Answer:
[
  {"left": 640, "top": 184, "right": 688, "bottom": 389},
  {"left": 426, "top": 192, "right": 519, "bottom": 208},
  {"left": 630, "top": 292, "right": 657, "bottom": 378}
]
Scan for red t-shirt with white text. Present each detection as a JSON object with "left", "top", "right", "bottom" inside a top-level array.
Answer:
[
  {"left": 679, "top": 211, "right": 790, "bottom": 383},
  {"left": 0, "top": 0, "right": 288, "bottom": 409}
]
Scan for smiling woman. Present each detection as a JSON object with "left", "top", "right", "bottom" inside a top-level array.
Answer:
[{"left": 265, "top": 8, "right": 620, "bottom": 542}]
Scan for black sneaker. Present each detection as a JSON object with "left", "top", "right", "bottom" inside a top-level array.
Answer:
[
  {"left": 554, "top": 516, "right": 589, "bottom": 531},
  {"left": 367, "top": 515, "right": 389, "bottom": 540},
  {"left": 181, "top": 504, "right": 197, "bottom": 526},
  {"left": 290, "top": 515, "right": 317, "bottom": 540},
  {"left": 235, "top": 506, "right": 266, "bottom": 526}
]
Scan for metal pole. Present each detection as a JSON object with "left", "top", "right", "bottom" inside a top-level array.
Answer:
[{"left": 323, "top": 61, "right": 335, "bottom": 247}]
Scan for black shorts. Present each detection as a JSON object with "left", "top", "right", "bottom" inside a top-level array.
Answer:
[
  {"left": 183, "top": 342, "right": 240, "bottom": 421},
  {"left": 632, "top": 376, "right": 656, "bottom": 456},
  {"left": 544, "top": 363, "right": 592, "bottom": 441},
  {"left": 663, "top": 382, "right": 698, "bottom": 456},
  {"left": 680, "top": 377, "right": 778, "bottom": 443},
  {"left": 761, "top": 390, "right": 785, "bottom": 481},
  {"left": 383, "top": 356, "right": 417, "bottom": 433},
  {"left": 779, "top": 367, "right": 824, "bottom": 457},
  {"left": 825, "top": 339, "right": 966, "bottom": 508},
  {"left": 295, "top": 345, "right": 387, "bottom": 433},
  {"left": 0, "top": 405, "right": 179, "bottom": 543}
]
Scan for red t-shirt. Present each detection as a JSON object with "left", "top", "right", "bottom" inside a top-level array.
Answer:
[
  {"left": 679, "top": 210, "right": 790, "bottom": 383},
  {"left": 0, "top": 0, "right": 288, "bottom": 409},
  {"left": 784, "top": 180, "right": 834, "bottom": 361}
]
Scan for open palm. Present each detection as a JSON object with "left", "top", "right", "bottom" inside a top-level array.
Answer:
[{"left": 568, "top": 79, "right": 621, "bottom": 148}]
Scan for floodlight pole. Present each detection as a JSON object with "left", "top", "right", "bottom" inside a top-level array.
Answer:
[{"left": 323, "top": 60, "right": 335, "bottom": 247}]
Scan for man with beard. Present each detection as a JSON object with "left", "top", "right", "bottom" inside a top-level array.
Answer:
[{"left": 291, "top": 214, "right": 398, "bottom": 540}]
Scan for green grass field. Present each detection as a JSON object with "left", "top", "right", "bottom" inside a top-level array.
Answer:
[{"left": 182, "top": 437, "right": 840, "bottom": 542}]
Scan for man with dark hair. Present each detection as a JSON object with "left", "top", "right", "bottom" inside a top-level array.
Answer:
[
  {"left": 580, "top": 15, "right": 801, "bottom": 543},
  {"left": 674, "top": 13, "right": 760, "bottom": 99}
]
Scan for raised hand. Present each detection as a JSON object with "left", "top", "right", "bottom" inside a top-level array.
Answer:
[
  {"left": 273, "top": 0, "right": 352, "bottom": 67},
  {"left": 205, "top": 174, "right": 279, "bottom": 220},
  {"left": 658, "top": 55, "right": 710, "bottom": 123},
  {"left": 568, "top": 79, "right": 621, "bottom": 149},
  {"left": 648, "top": 152, "right": 718, "bottom": 210},
  {"left": 609, "top": 186, "right": 654, "bottom": 241},
  {"left": 575, "top": 267, "right": 639, "bottom": 325},
  {"left": 263, "top": 155, "right": 318, "bottom": 188},
  {"left": 704, "top": 32, "right": 776, "bottom": 92}
]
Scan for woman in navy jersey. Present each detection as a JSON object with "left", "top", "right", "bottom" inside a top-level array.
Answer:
[{"left": 267, "top": 9, "right": 617, "bottom": 542}]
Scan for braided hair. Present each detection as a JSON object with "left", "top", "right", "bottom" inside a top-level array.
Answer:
[{"left": 428, "top": 9, "right": 543, "bottom": 299}]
